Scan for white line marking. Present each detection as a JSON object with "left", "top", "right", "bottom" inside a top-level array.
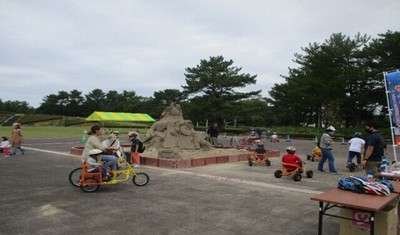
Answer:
[{"left": 22, "top": 147, "right": 79, "bottom": 157}]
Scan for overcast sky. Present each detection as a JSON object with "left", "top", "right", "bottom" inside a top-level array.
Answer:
[{"left": 1, "top": 0, "right": 399, "bottom": 108}]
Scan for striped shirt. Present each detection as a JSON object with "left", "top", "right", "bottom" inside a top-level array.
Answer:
[{"left": 320, "top": 133, "right": 333, "bottom": 149}]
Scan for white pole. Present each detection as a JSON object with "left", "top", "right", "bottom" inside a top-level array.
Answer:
[{"left": 383, "top": 71, "right": 398, "bottom": 162}]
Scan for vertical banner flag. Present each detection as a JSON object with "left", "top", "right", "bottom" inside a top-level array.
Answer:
[{"left": 385, "top": 71, "right": 400, "bottom": 134}]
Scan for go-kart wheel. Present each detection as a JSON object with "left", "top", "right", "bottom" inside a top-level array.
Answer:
[
  {"left": 69, "top": 167, "right": 83, "bottom": 187},
  {"left": 132, "top": 173, "right": 150, "bottom": 186},
  {"left": 306, "top": 170, "right": 313, "bottom": 178},
  {"left": 248, "top": 158, "right": 253, "bottom": 167},
  {"left": 274, "top": 170, "right": 282, "bottom": 178},
  {"left": 307, "top": 155, "right": 311, "bottom": 160},
  {"left": 311, "top": 157, "right": 315, "bottom": 162},
  {"left": 266, "top": 160, "right": 271, "bottom": 166},
  {"left": 349, "top": 166, "right": 355, "bottom": 172},
  {"left": 293, "top": 173, "right": 302, "bottom": 181},
  {"left": 80, "top": 177, "right": 100, "bottom": 193}
]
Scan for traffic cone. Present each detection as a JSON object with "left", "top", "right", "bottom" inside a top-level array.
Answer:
[
  {"left": 285, "top": 135, "right": 291, "bottom": 142},
  {"left": 81, "top": 130, "right": 87, "bottom": 144}
]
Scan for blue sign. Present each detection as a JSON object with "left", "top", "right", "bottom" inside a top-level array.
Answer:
[{"left": 385, "top": 71, "right": 400, "bottom": 130}]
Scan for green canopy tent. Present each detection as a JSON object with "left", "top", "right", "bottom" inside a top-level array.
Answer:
[{"left": 85, "top": 111, "right": 156, "bottom": 122}]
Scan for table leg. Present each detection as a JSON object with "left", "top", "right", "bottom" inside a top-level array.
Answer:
[
  {"left": 318, "top": 201, "right": 323, "bottom": 235},
  {"left": 370, "top": 212, "right": 375, "bottom": 235}
]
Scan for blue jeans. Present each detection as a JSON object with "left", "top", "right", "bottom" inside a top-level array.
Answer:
[
  {"left": 12, "top": 146, "right": 25, "bottom": 155},
  {"left": 101, "top": 155, "right": 118, "bottom": 171},
  {"left": 91, "top": 167, "right": 107, "bottom": 178},
  {"left": 318, "top": 148, "right": 337, "bottom": 173},
  {"left": 347, "top": 151, "right": 361, "bottom": 165}
]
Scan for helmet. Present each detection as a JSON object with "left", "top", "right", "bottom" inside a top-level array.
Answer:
[
  {"left": 88, "top": 149, "right": 103, "bottom": 156},
  {"left": 354, "top": 132, "right": 362, "bottom": 138},
  {"left": 362, "top": 181, "right": 390, "bottom": 196},
  {"left": 129, "top": 131, "right": 138, "bottom": 137},
  {"left": 326, "top": 126, "right": 336, "bottom": 132},
  {"left": 286, "top": 146, "right": 296, "bottom": 154},
  {"left": 349, "top": 175, "right": 368, "bottom": 183},
  {"left": 338, "top": 177, "right": 364, "bottom": 194},
  {"left": 376, "top": 179, "right": 394, "bottom": 192}
]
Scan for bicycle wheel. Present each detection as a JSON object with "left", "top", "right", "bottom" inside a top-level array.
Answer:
[
  {"left": 132, "top": 173, "right": 150, "bottom": 186},
  {"left": 68, "top": 167, "right": 83, "bottom": 187},
  {"left": 80, "top": 177, "right": 100, "bottom": 193}
]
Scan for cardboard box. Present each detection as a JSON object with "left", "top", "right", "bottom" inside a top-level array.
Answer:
[{"left": 339, "top": 203, "right": 398, "bottom": 235}]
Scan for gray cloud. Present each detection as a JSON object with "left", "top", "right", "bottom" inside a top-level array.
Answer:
[{"left": 1, "top": 0, "right": 399, "bottom": 108}]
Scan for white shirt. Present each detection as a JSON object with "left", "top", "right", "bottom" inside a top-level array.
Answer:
[
  {"left": 86, "top": 156, "right": 100, "bottom": 172},
  {"left": 0, "top": 140, "right": 10, "bottom": 148},
  {"left": 348, "top": 137, "right": 365, "bottom": 153}
]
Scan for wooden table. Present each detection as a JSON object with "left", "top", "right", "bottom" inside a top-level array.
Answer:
[
  {"left": 378, "top": 172, "right": 400, "bottom": 181},
  {"left": 310, "top": 186, "right": 399, "bottom": 235}
]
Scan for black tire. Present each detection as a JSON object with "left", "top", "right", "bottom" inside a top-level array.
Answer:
[
  {"left": 307, "top": 155, "right": 311, "bottom": 160},
  {"left": 248, "top": 158, "right": 253, "bottom": 167},
  {"left": 293, "top": 173, "right": 302, "bottom": 181},
  {"left": 274, "top": 170, "right": 282, "bottom": 178},
  {"left": 80, "top": 177, "right": 100, "bottom": 193},
  {"left": 306, "top": 170, "right": 313, "bottom": 178},
  {"left": 349, "top": 166, "right": 355, "bottom": 172},
  {"left": 266, "top": 160, "right": 271, "bottom": 166},
  {"left": 132, "top": 173, "right": 150, "bottom": 186},
  {"left": 69, "top": 167, "right": 82, "bottom": 187}
]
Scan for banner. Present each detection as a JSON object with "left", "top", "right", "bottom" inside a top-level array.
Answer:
[{"left": 385, "top": 71, "right": 400, "bottom": 132}]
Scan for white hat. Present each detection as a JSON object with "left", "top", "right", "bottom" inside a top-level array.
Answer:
[
  {"left": 326, "top": 126, "right": 336, "bottom": 132},
  {"left": 13, "top": 123, "right": 21, "bottom": 126},
  {"left": 129, "top": 131, "right": 138, "bottom": 137},
  {"left": 88, "top": 149, "right": 103, "bottom": 156}
]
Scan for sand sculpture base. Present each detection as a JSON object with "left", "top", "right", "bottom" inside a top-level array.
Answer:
[{"left": 70, "top": 145, "right": 280, "bottom": 169}]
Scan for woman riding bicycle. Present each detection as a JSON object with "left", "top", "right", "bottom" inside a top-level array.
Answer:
[{"left": 81, "top": 125, "right": 118, "bottom": 172}]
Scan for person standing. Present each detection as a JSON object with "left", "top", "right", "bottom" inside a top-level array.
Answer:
[
  {"left": 129, "top": 132, "right": 141, "bottom": 167},
  {"left": 207, "top": 123, "right": 219, "bottom": 145},
  {"left": 10, "top": 123, "right": 25, "bottom": 156},
  {"left": 317, "top": 126, "right": 339, "bottom": 174},
  {"left": 362, "top": 121, "right": 386, "bottom": 177}
]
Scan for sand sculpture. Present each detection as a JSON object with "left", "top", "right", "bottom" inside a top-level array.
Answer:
[{"left": 142, "top": 103, "right": 214, "bottom": 159}]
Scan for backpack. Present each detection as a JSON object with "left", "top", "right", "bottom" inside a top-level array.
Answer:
[{"left": 138, "top": 140, "right": 145, "bottom": 153}]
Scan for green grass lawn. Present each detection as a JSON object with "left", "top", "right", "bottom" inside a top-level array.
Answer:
[{"left": 0, "top": 126, "right": 149, "bottom": 139}]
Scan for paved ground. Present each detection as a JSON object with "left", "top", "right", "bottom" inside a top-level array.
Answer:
[{"left": 0, "top": 136, "right": 397, "bottom": 235}]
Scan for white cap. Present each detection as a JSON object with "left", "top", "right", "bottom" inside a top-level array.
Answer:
[{"left": 326, "top": 126, "right": 336, "bottom": 132}]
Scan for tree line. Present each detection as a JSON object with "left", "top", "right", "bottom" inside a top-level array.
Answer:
[{"left": 1, "top": 31, "right": 399, "bottom": 128}]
